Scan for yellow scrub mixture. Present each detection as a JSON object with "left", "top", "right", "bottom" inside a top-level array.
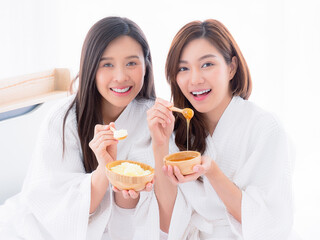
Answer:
[{"left": 111, "top": 162, "right": 151, "bottom": 176}]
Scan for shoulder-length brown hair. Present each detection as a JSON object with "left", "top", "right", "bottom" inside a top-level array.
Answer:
[
  {"left": 63, "top": 17, "right": 155, "bottom": 173},
  {"left": 166, "top": 19, "right": 252, "bottom": 154}
]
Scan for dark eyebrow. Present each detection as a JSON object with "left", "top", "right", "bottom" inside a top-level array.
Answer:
[
  {"left": 100, "top": 57, "right": 113, "bottom": 61},
  {"left": 198, "top": 54, "right": 217, "bottom": 61},
  {"left": 179, "top": 54, "right": 217, "bottom": 64},
  {"left": 126, "top": 55, "right": 140, "bottom": 60},
  {"left": 100, "top": 55, "right": 140, "bottom": 62}
]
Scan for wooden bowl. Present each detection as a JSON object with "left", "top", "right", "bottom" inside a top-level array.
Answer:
[
  {"left": 163, "top": 151, "right": 201, "bottom": 175},
  {"left": 106, "top": 160, "right": 154, "bottom": 191}
]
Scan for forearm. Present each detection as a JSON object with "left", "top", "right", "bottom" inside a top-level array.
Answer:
[
  {"left": 153, "top": 143, "right": 177, "bottom": 233},
  {"left": 90, "top": 165, "right": 109, "bottom": 214},
  {"left": 205, "top": 166, "right": 242, "bottom": 223},
  {"left": 114, "top": 192, "right": 140, "bottom": 209}
]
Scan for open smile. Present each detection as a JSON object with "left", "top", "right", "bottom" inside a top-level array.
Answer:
[
  {"left": 190, "top": 89, "right": 212, "bottom": 101},
  {"left": 110, "top": 86, "right": 133, "bottom": 96}
]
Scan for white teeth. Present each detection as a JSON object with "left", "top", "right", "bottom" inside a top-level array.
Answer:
[
  {"left": 111, "top": 87, "right": 130, "bottom": 93},
  {"left": 191, "top": 89, "right": 211, "bottom": 95}
]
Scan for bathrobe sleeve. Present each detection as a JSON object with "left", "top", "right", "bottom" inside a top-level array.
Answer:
[
  {"left": 20, "top": 101, "right": 111, "bottom": 240},
  {"left": 227, "top": 114, "right": 294, "bottom": 240}
]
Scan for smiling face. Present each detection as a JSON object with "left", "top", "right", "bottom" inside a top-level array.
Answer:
[
  {"left": 96, "top": 35, "right": 146, "bottom": 118},
  {"left": 176, "top": 38, "right": 237, "bottom": 118}
]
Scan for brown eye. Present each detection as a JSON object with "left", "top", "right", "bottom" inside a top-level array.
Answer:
[
  {"left": 126, "top": 62, "right": 137, "bottom": 66},
  {"left": 178, "top": 67, "right": 188, "bottom": 72},
  {"left": 201, "top": 63, "right": 213, "bottom": 68}
]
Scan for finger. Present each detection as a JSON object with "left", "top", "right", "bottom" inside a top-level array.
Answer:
[
  {"left": 145, "top": 182, "right": 153, "bottom": 192},
  {"left": 128, "top": 190, "right": 139, "bottom": 199},
  {"left": 150, "top": 107, "right": 172, "bottom": 125},
  {"left": 122, "top": 190, "right": 130, "bottom": 199},
  {"left": 112, "top": 186, "right": 120, "bottom": 192},
  {"left": 166, "top": 165, "right": 179, "bottom": 185},
  {"left": 201, "top": 156, "right": 213, "bottom": 171},
  {"left": 148, "top": 116, "right": 168, "bottom": 129},
  {"left": 162, "top": 165, "right": 169, "bottom": 176},
  {"left": 96, "top": 133, "right": 117, "bottom": 144},
  {"left": 91, "top": 129, "right": 114, "bottom": 145},
  {"left": 153, "top": 103, "right": 174, "bottom": 123},
  {"left": 173, "top": 166, "right": 186, "bottom": 182},
  {"left": 109, "top": 122, "right": 116, "bottom": 129},
  {"left": 193, "top": 163, "right": 207, "bottom": 174},
  {"left": 94, "top": 124, "right": 109, "bottom": 135},
  {"left": 92, "top": 133, "right": 117, "bottom": 147},
  {"left": 97, "top": 139, "right": 118, "bottom": 152},
  {"left": 182, "top": 171, "right": 203, "bottom": 182},
  {"left": 155, "top": 98, "right": 173, "bottom": 108}
]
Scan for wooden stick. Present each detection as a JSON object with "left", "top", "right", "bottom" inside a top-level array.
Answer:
[{"left": 169, "top": 106, "right": 183, "bottom": 113}]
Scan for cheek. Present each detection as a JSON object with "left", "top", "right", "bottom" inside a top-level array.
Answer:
[
  {"left": 95, "top": 70, "right": 104, "bottom": 88},
  {"left": 176, "top": 76, "right": 187, "bottom": 93},
  {"left": 133, "top": 67, "right": 145, "bottom": 85},
  {"left": 96, "top": 68, "right": 109, "bottom": 84}
]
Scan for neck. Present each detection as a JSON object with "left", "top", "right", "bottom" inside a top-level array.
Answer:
[
  {"left": 101, "top": 99, "right": 127, "bottom": 124},
  {"left": 205, "top": 94, "right": 232, "bottom": 135}
]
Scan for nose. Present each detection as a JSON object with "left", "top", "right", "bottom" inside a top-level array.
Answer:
[
  {"left": 114, "top": 66, "right": 128, "bottom": 83},
  {"left": 190, "top": 68, "right": 204, "bottom": 85}
]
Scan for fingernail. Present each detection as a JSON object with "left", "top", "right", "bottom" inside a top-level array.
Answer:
[{"left": 194, "top": 166, "right": 199, "bottom": 172}]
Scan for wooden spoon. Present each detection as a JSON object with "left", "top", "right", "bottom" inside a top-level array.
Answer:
[{"left": 169, "top": 106, "right": 194, "bottom": 120}]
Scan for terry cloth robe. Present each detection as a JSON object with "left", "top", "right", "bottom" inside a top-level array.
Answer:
[
  {"left": 0, "top": 95, "right": 159, "bottom": 240},
  {"left": 167, "top": 96, "right": 298, "bottom": 240}
]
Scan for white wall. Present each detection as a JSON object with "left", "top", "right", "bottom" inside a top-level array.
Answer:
[{"left": 0, "top": 0, "right": 319, "bottom": 239}]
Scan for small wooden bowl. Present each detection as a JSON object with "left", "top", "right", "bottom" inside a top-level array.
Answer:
[
  {"left": 163, "top": 151, "right": 201, "bottom": 175},
  {"left": 106, "top": 160, "right": 154, "bottom": 191}
]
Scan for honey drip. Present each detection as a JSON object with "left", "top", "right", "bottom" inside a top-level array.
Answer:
[
  {"left": 187, "top": 119, "right": 190, "bottom": 151},
  {"left": 169, "top": 106, "right": 194, "bottom": 151}
]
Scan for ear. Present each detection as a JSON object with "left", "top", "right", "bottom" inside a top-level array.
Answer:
[{"left": 229, "top": 56, "right": 238, "bottom": 80}]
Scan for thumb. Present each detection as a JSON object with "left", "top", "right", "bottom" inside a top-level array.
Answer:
[
  {"left": 193, "top": 165, "right": 205, "bottom": 174},
  {"left": 201, "top": 156, "right": 213, "bottom": 171}
]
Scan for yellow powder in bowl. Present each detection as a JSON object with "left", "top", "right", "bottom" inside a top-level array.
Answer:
[{"left": 111, "top": 162, "right": 151, "bottom": 176}]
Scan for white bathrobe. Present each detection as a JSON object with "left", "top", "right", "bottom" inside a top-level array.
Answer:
[
  {"left": 0, "top": 95, "right": 159, "bottom": 240},
  {"left": 167, "top": 96, "right": 298, "bottom": 240}
]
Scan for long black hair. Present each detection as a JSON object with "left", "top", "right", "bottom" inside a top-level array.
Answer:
[{"left": 63, "top": 17, "right": 155, "bottom": 173}]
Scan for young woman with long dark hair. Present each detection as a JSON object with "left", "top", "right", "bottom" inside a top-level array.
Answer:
[
  {"left": 0, "top": 16, "right": 158, "bottom": 240},
  {"left": 148, "top": 19, "right": 297, "bottom": 240}
]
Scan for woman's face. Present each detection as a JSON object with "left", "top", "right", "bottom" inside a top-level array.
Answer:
[
  {"left": 176, "top": 38, "right": 236, "bottom": 116},
  {"left": 96, "top": 36, "right": 145, "bottom": 111}
]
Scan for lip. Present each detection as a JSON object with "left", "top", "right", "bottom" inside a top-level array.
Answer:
[{"left": 110, "top": 86, "right": 133, "bottom": 96}]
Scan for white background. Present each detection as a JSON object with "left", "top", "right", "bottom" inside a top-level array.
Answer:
[{"left": 0, "top": 0, "right": 319, "bottom": 239}]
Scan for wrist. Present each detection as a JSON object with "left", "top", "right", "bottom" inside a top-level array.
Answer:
[
  {"left": 92, "top": 165, "right": 109, "bottom": 185},
  {"left": 152, "top": 139, "right": 169, "bottom": 148},
  {"left": 204, "top": 161, "right": 223, "bottom": 182},
  {"left": 114, "top": 191, "right": 140, "bottom": 209}
]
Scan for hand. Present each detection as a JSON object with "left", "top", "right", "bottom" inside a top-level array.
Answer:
[
  {"left": 89, "top": 122, "right": 118, "bottom": 167},
  {"left": 147, "top": 98, "right": 175, "bottom": 146},
  {"left": 112, "top": 179, "right": 154, "bottom": 199},
  {"left": 163, "top": 156, "right": 213, "bottom": 185}
]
